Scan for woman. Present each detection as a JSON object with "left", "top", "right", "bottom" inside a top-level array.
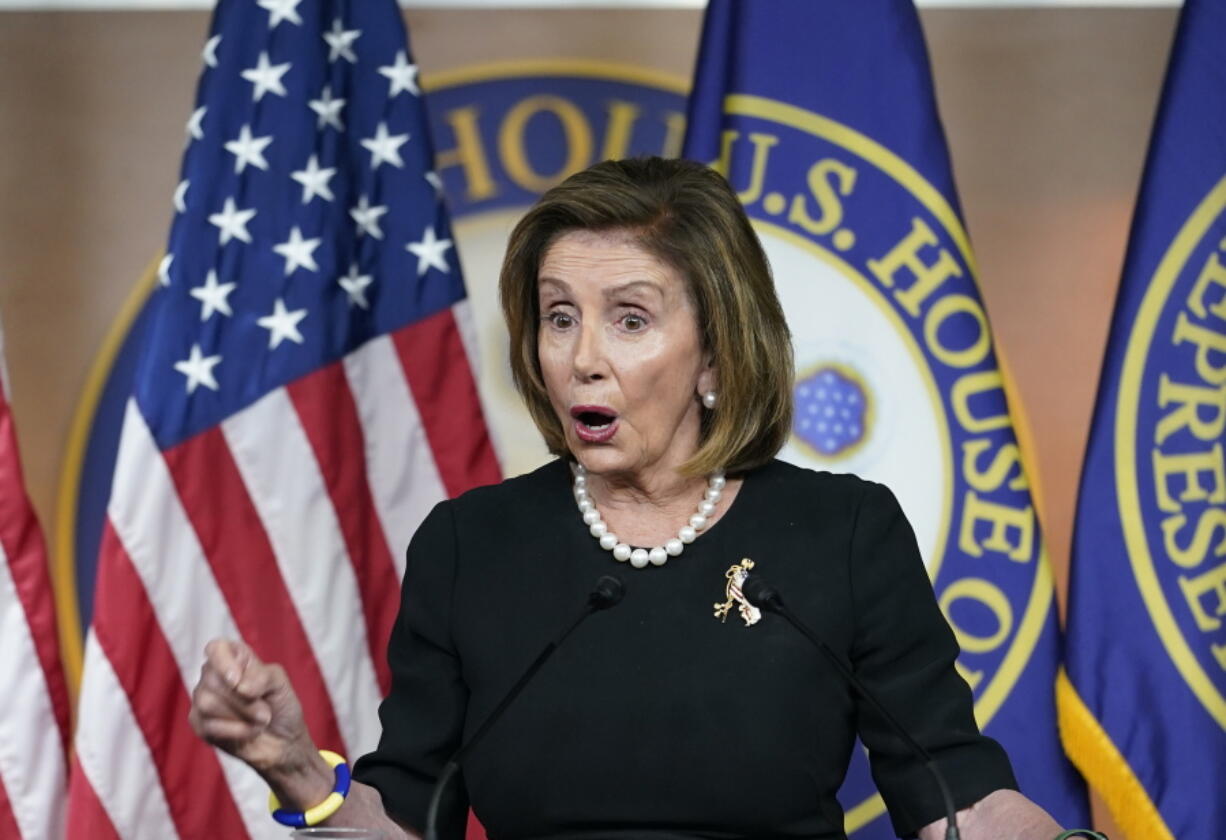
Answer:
[{"left": 190, "top": 157, "right": 1066, "bottom": 839}]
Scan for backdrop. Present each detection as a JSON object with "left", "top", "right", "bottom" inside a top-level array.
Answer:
[{"left": 0, "top": 5, "right": 1181, "bottom": 835}]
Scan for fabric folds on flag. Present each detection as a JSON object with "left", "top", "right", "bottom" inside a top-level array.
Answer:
[
  {"left": 683, "top": 2, "right": 1088, "bottom": 837},
  {"left": 1062, "top": 2, "right": 1226, "bottom": 837},
  {"left": 65, "top": 1, "right": 500, "bottom": 837},
  {"left": 0, "top": 322, "right": 71, "bottom": 840}
]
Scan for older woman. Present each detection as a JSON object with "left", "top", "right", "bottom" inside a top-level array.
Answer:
[{"left": 190, "top": 157, "right": 1067, "bottom": 839}]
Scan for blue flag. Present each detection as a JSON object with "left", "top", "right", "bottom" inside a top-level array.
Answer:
[
  {"left": 683, "top": 2, "right": 1089, "bottom": 836},
  {"left": 1063, "top": 1, "right": 1226, "bottom": 837}
]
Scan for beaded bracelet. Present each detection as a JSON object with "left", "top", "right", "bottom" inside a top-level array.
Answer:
[{"left": 268, "top": 750, "right": 351, "bottom": 828}]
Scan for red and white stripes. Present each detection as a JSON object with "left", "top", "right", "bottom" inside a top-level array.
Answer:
[
  {"left": 0, "top": 329, "right": 71, "bottom": 840},
  {"left": 68, "top": 306, "right": 500, "bottom": 838},
  {"left": 0, "top": 536, "right": 69, "bottom": 840}
]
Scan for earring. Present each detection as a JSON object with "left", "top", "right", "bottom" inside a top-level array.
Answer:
[{"left": 702, "top": 391, "right": 717, "bottom": 409}]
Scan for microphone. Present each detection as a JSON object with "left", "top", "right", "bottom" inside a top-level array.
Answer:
[
  {"left": 740, "top": 575, "right": 963, "bottom": 840},
  {"left": 588, "top": 573, "right": 625, "bottom": 609},
  {"left": 423, "top": 575, "right": 626, "bottom": 840}
]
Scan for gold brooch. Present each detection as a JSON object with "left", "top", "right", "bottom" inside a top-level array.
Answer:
[{"left": 713, "top": 558, "right": 762, "bottom": 626}]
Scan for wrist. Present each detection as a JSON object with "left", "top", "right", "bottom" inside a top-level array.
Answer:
[
  {"left": 261, "top": 740, "right": 334, "bottom": 811},
  {"left": 268, "top": 750, "right": 351, "bottom": 828}
]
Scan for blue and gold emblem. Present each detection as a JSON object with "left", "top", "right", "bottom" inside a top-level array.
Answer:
[
  {"left": 1113, "top": 183, "right": 1226, "bottom": 727},
  {"left": 694, "top": 96, "right": 1056, "bottom": 832},
  {"left": 683, "top": 0, "right": 1087, "bottom": 833},
  {"left": 1065, "top": 1, "right": 1226, "bottom": 831}
]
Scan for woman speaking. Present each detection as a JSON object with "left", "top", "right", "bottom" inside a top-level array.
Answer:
[{"left": 189, "top": 157, "right": 1067, "bottom": 839}]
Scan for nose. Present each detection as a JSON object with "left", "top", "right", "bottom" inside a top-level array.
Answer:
[{"left": 572, "top": 319, "right": 605, "bottom": 382}]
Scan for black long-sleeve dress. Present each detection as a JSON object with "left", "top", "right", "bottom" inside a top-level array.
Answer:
[{"left": 353, "top": 458, "right": 1016, "bottom": 839}]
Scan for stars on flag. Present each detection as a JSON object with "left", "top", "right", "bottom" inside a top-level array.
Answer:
[
  {"left": 291, "top": 154, "right": 337, "bottom": 203},
  {"left": 309, "top": 85, "right": 345, "bottom": 131},
  {"left": 406, "top": 226, "right": 453, "bottom": 275},
  {"left": 186, "top": 106, "right": 206, "bottom": 142},
  {"left": 323, "top": 18, "right": 361, "bottom": 63},
  {"left": 338, "top": 264, "right": 374, "bottom": 309},
  {"left": 173, "top": 179, "right": 189, "bottom": 213},
  {"left": 273, "top": 226, "right": 322, "bottom": 275},
  {"left": 350, "top": 196, "right": 388, "bottom": 239},
  {"left": 174, "top": 344, "right": 222, "bottom": 394},
  {"left": 189, "top": 270, "right": 237, "bottom": 321},
  {"left": 202, "top": 34, "right": 221, "bottom": 68},
  {"left": 258, "top": 0, "right": 304, "bottom": 29},
  {"left": 242, "top": 51, "right": 291, "bottom": 101},
  {"left": 361, "top": 122, "right": 410, "bottom": 170},
  {"left": 224, "top": 124, "right": 273, "bottom": 173},
  {"left": 378, "top": 51, "right": 419, "bottom": 97},
  {"left": 161, "top": 9, "right": 464, "bottom": 413},
  {"left": 257, "top": 299, "right": 308, "bottom": 349},
  {"left": 209, "top": 198, "right": 256, "bottom": 245}
]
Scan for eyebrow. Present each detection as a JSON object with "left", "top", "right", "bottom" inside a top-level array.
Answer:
[
  {"left": 536, "top": 278, "right": 664, "bottom": 299},
  {"left": 602, "top": 280, "right": 663, "bottom": 299}
]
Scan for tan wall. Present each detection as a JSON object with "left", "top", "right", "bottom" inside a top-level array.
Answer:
[{"left": 0, "top": 7, "right": 1180, "bottom": 835}]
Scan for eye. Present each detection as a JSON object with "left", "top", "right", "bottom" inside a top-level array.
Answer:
[
  {"left": 620, "top": 313, "right": 648, "bottom": 332},
  {"left": 545, "top": 311, "right": 575, "bottom": 329}
]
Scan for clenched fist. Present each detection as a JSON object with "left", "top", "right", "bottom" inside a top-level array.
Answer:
[
  {"left": 188, "top": 638, "right": 310, "bottom": 774},
  {"left": 188, "top": 638, "right": 413, "bottom": 837}
]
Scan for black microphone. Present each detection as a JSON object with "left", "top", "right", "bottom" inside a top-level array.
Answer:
[
  {"left": 423, "top": 575, "right": 626, "bottom": 840},
  {"left": 588, "top": 573, "right": 625, "bottom": 609},
  {"left": 741, "top": 575, "right": 963, "bottom": 840}
]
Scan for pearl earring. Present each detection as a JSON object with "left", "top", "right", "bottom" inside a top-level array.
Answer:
[{"left": 702, "top": 391, "right": 717, "bottom": 409}]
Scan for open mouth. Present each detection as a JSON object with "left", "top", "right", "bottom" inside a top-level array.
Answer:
[{"left": 570, "top": 405, "right": 619, "bottom": 442}]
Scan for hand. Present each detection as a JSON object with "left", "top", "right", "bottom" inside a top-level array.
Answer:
[
  {"left": 917, "top": 789, "right": 1063, "bottom": 840},
  {"left": 188, "top": 638, "right": 310, "bottom": 774},
  {"left": 188, "top": 638, "right": 413, "bottom": 837}
]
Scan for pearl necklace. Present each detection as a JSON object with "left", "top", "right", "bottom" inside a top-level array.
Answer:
[{"left": 572, "top": 463, "right": 727, "bottom": 569}]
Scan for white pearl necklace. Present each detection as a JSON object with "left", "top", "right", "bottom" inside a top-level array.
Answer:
[{"left": 572, "top": 463, "right": 727, "bottom": 569}]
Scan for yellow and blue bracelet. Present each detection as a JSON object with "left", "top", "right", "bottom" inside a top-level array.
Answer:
[{"left": 269, "top": 750, "right": 351, "bottom": 828}]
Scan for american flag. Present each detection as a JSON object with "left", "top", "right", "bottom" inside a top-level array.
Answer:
[
  {"left": 0, "top": 321, "right": 71, "bottom": 839},
  {"left": 66, "top": 1, "right": 500, "bottom": 836}
]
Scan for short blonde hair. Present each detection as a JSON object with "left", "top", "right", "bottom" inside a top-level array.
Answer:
[{"left": 499, "top": 157, "right": 793, "bottom": 476}]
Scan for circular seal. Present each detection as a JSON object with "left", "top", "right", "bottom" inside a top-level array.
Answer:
[
  {"left": 712, "top": 94, "right": 1054, "bottom": 831},
  {"left": 1114, "top": 175, "right": 1226, "bottom": 733}
]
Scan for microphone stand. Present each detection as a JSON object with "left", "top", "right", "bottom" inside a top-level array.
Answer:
[
  {"left": 742, "top": 576, "right": 962, "bottom": 840},
  {"left": 423, "top": 576, "right": 624, "bottom": 840}
]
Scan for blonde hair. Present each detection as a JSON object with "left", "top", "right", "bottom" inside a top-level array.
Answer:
[{"left": 499, "top": 157, "right": 793, "bottom": 476}]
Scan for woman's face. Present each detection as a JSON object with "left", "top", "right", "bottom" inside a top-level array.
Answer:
[{"left": 537, "top": 229, "right": 715, "bottom": 480}]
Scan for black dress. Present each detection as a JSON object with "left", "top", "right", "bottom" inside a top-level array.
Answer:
[{"left": 353, "top": 459, "right": 1016, "bottom": 840}]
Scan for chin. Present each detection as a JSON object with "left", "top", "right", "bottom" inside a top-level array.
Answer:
[{"left": 569, "top": 446, "right": 629, "bottom": 476}]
